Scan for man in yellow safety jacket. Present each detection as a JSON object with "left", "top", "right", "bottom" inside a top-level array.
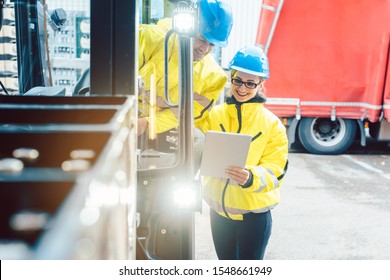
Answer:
[{"left": 137, "top": 0, "right": 233, "bottom": 136}]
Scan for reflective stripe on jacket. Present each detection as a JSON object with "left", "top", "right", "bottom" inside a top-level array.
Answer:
[
  {"left": 201, "top": 95, "right": 289, "bottom": 220},
  {"left": 138, "top": 18, "right": 227, "bottom": 134}
]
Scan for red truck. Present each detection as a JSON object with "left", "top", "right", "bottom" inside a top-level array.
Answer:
[{"left": 257, "top": 0, "right": 390, "bottom": 154}]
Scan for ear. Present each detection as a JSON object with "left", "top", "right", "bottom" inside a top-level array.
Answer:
[
  {"left": 257, "top": 81, "right": 266, "bottom": 96},
  {"left": 259, "top": 81, "right": 265, "bottom": 91}
]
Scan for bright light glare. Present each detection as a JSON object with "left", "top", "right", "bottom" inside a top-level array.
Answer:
[
  {"left": 173, "top": 12, "right": 195, "bottom": 34},
  {"left": 173, "top": 187, "right": 197, "bottom": 209},
  {"left": 79, "top": 206, "right": 100, "bottom": 226}
]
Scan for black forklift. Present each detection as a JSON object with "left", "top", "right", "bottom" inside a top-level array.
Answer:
[{"left": 0, "top": 0, "right": 200, "bottom": 260}]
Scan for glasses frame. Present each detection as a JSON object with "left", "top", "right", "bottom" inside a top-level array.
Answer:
[{"left": 231, "top": 78, "right": 262, "bottom": 89}]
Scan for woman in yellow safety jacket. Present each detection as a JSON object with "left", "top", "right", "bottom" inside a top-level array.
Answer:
[
  {"left": 137, "top": 0, "right": 233, "bottom": 135},
  {"left": 201, "top": 46, "right": 289, "bottom": 260}
]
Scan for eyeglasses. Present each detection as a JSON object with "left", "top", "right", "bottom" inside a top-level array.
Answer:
[{"left": 231, "top": 78, "right": 262, "bottom": 89}]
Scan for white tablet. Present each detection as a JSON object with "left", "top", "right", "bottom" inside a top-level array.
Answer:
[{"left": 199, "top": 131, "right": 252, "bottom": 178}]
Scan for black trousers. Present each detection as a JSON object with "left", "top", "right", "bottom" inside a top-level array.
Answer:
[{"left": 210, "top": 209, "right": 272, "bottom": 260}]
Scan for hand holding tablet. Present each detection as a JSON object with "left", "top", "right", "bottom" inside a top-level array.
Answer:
[{"left": 199, "top": 131, "right": 252, "bottom": 179}]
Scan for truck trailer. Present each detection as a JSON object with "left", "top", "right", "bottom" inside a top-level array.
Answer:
[{"left": 257, "top": 0, "right": 390, "bottom": 154}]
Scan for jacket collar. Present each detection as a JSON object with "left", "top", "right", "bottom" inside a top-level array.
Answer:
[{"left": 226, "top": 94, "right": 266, "bottom": 105}]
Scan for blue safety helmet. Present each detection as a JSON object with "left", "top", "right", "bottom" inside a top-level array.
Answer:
[
  {"left": 199, "top": 0, "right": 233, "bottom": 48},
  {"left": 229, "top": 46, "right": 270, "bottom": 80}
]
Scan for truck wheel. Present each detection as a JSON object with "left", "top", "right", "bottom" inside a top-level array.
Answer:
[{"left": 298, "top": 117, "right": 357, "bottom": 155}]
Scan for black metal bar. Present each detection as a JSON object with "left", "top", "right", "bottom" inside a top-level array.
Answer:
[
  {"left": 178, "top": 35, "right": 194, "bottom": 260},
  {"left": 13, "top": 0, "right": 45, "bottom": 93},
  {"left": 141, "top": 0, "right": 151, "bottom": 24},
  {"left": 176, "top": 36, "right": 194, "bottom": 183},
  {"left": 90, "top": 0, "right": 113, "bottom": 94},
  {"left": 90, "top": 0, "right": 137, "bottom": 96},
  {"left": 113, "top": 0, "right": 138, "bottom": 96}
]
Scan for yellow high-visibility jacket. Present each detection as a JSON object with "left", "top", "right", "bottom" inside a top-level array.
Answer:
[
  {"left": 201, "top": 95, "right": 289, "bottom": 220},
  {"left": 138, "top": 18, "right": 227, "bottom": 134}
]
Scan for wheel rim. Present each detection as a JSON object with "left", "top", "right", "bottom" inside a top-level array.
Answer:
[{"left": 310, "top": 118, "right": 346, "bottom": 147}]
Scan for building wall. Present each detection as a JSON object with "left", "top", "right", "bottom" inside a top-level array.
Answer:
[{"left": 220, "top": 0, "right": 262, "bottom": 69}]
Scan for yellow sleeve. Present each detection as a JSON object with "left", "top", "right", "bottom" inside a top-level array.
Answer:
[
  {"left": 146, "top": 109, "right": 178, "bottom": 134},
  {"left": 193, "top": 56, "right": 228, "bottom": 132},
  {"left": 139, "top": 18, "right": 172, "bottom": 69},
  {"left": 246, "top": 121, "right": 289, "bottom": 193},
  {"left": 138, "top": 24, "right": 165, "bottom": 70}
]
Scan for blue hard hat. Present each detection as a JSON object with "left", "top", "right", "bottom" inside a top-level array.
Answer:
[
  {"left": 229, "top": 46, "right": 270, "bottom": 80},
  {"left": 199, "top": 0, "right": 233, "bottom": 48}
]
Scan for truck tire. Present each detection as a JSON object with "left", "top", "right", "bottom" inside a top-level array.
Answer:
[{"left": 298, "top": 117, "right": 357, "bottom": 155}]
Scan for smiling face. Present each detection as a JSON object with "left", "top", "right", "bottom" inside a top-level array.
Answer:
[
  {"left": 231, "top": 71, "right": 264, "bottom": 103},
  {"left": 193, "top": 34, "right": 215, "bottom": 61}
]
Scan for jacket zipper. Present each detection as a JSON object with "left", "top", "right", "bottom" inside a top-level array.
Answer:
[{"left": 236, "top": 104, "right": 242, "bottom": 133}]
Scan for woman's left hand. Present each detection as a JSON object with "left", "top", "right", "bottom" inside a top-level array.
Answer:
[{"left": 226, "top": 166, "right": 250, "bottom": 186}]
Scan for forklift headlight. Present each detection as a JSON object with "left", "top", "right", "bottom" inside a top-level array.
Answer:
[
  {"left": 173, "top": 186, "right": 198, "bottom": 210},
  {"left": 172, "top": 3, "right": 197, "bottom": 36}
]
